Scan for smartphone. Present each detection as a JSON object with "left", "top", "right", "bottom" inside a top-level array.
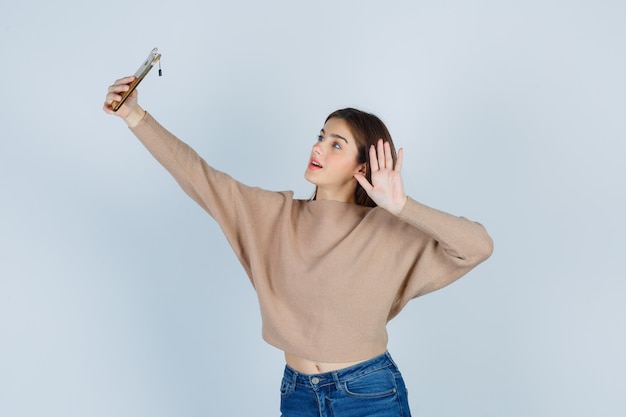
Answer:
[{"left": 112, "top": 47, "right": 161, "bottom": 112}]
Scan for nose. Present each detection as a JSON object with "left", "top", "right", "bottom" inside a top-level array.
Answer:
[{"left": 312, "top": 142, "right": 323, "bottom": 155}]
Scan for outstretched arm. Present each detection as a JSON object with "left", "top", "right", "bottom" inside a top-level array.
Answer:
[{"left": 102, "top": 76, "right": 293, "bottom": 280}]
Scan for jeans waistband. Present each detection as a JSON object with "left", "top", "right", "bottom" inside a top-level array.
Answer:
[{"left": 283, "top": 351, "right": 398, "bottom": 389}]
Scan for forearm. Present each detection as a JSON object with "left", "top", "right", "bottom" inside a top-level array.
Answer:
[
  {"left": 398, "top": 197, "right": 494, "bottom": 265},
  {"left": 128, "top": 110, "right": 218, "bottom": 213}
]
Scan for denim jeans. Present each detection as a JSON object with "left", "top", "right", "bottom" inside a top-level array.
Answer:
[{"left": 280, "top": 352, "right": 412, "bottom": 417}]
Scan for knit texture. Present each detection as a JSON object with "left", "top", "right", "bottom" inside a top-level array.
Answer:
[{"left": 130, "top": 112, "right": 493, "bottom": 362}]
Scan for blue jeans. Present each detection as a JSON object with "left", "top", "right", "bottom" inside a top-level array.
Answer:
[{"left": 280, "top": 352, "right": 412, "bottom": 417}]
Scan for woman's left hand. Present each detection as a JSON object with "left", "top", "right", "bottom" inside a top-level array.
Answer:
[{"left": 355, "top": 139, "right": 407, "bottom": 215}]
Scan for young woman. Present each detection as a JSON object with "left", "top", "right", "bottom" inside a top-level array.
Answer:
[{"left": 104, "top": 76, "right": 493, "bottom": 417}]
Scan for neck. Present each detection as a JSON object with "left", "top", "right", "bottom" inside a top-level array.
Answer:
[{"left": 314, "top": 186, "right": 356, "bottom": 204}]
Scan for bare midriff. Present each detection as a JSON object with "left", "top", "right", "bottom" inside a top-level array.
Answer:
[{"left": 284, "top": 351, "right": 385, "bottom": 374}]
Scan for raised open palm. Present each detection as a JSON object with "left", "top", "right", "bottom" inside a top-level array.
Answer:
[{"left": 354, "top": 139, "right": 407, "bottom": 215}]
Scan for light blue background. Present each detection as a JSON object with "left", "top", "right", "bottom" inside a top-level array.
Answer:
[{"left": 1, "top": 1, "right": 624, "bottom": 416}]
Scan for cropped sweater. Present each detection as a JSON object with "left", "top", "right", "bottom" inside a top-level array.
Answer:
[{"left": 130, "top": 112, "right": 494, "bottom": 362}]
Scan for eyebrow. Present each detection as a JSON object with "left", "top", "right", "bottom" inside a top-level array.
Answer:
[{"left": 320, "top": 129, "right": 349, "bottom": 144}]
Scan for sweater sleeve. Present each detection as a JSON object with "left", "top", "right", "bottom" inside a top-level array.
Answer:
[
  {"left": 128, "top": 112, "right": 291, "bottom": 281},
  {"left": 396, "top": 197, "right": 494, "bottom": 299}
]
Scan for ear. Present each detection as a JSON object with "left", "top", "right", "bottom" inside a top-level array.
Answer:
[{"left": 356, "top": 162, "right": 367, "bottom": 176}]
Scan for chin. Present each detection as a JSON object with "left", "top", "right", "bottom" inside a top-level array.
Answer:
[{"left": 304, "top": 170, "right": 317, "bottom": 185}]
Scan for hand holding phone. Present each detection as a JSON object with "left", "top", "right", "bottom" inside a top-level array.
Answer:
[{"left": 111, "top": 47, "right": 161, "bottom": 112}]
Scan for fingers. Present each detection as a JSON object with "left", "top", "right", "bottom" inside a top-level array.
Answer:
[
  {"left": 103, "top": 76, "right": 136, "bottom": 114},
  {"left": 370, "top": 139, "right": 400, "bottom": 171},
  {"left": 395, "top": 147, "right": 403, "bottom": 172},
  {"left": 377, "top": 139, "right": 386, "bottom": 170},
  {"left": 368, "top": 140, "right": 387, "bottom": 171},
  {"left": 107, "top": 76, "right": 135, "bottom": 94},
  {"left": 354, "top": 172, "right": 373, "bottom": 193},
  {"left": 105, "top": 77, "right": 134, "bottom": 99},
  {"left": 369, "top": 142, "right": 379, "bottom": 171},
  {"left": 381, "top": 140, "right": 394, "bottom": 170},
  {"left": 114, "top": 75, "right": 136, "bottom": 86}
]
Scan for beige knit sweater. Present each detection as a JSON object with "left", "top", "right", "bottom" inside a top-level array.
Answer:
[{"left": 130, "top": 112, "right": 494, "bottom": 362}]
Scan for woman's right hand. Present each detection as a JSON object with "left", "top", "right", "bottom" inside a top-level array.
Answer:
[{"left": 103, "top": 76, "right": 145, "bottom": 126}]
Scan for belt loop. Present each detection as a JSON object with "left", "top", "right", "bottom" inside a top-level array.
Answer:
[{"left": 331, "top": 371, "right": 342, "bottom": 390}]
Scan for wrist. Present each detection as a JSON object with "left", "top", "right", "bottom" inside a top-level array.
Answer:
[
  {"left": 395, "top": 195, "right": 408, "bottom": 215},
  {"left": 385, "top": 195, "right": 408, "bottom": 216},
  {"left": 123, "top": 105, "right": 146, "bottom": 128}
]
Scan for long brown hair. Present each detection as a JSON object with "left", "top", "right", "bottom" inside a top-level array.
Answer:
[{"left": 313, "top": 108, "right": 398, "bottom": 207}]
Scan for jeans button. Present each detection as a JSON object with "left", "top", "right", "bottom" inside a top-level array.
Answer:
[{"left": 311, "top": 377, "right": 320, "bottom": 384}]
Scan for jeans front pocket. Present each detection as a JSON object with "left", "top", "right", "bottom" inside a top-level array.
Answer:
[
  {"left": 343, "top": 367, "right": 398, "bottom": 399},
  {"left": 280, "top": 374, "right": 295, "bottom": 399}
]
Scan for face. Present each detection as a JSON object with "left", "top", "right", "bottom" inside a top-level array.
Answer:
[{"left": 304, "top": 117, "right": 366, "bottom": 202}]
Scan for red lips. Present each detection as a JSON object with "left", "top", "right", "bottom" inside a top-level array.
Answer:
[{"left": 309, "top": 157, "right": 323, "bottom": 170}]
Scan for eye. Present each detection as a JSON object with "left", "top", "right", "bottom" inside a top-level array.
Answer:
[
  {"left": 332, "top": 142, "right": 342, "bottom": 150},
  {"left": 317, "top": 135, "right": 324, "bottom": 142}
]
